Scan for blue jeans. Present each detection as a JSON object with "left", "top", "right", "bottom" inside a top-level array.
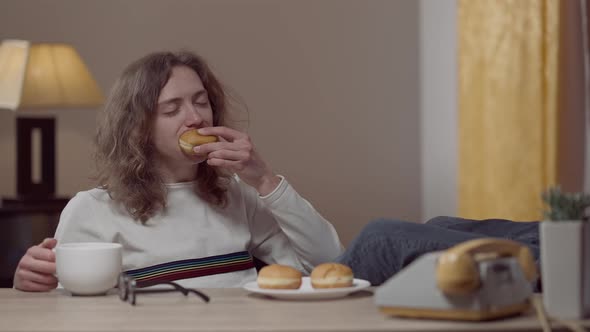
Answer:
[{"left": 336, "top": 217, "right": 540, "bottom": 289}]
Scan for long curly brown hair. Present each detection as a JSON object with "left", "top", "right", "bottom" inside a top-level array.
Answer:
[{"left": 94, "top": 51, "right": 231, "bottom": 222}]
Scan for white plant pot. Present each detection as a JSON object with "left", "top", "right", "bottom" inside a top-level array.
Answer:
[{"left": 540, "top": 221, "right": 590, "bottom": 319}]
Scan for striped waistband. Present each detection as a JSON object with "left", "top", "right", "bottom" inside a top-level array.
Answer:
[{"left": 124, "top": 251, "right": 254, "bottom": 287}]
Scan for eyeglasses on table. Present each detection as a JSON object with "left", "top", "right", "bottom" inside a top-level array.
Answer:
[{"left": 118, "top": 273, "right": 210, "bottom": 306}]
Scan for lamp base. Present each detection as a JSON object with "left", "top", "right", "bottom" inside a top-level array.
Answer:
[{"left": 17, "top": 117, "right": 56, "bottom": 197}]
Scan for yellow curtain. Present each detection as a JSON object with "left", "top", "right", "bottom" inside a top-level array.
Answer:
[{"left": 458, "top": 0, "right": 559, "bottom": 220}]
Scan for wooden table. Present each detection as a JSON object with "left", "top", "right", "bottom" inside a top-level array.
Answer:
[{"left": 1, "top": 288, "right": 588, "bottom": 332}]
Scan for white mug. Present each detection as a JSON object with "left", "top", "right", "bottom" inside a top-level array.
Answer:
[{"left": 55, "top": 242, "right": 122, "bottom": 295}]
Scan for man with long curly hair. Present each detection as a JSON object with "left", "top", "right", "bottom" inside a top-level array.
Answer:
[{"left": 13, "top": 51, "right": 343, "bottom": 291}]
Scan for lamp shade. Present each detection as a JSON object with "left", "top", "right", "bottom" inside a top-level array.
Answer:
[{"left": 0, "top": 39, "right": 104, "bottom": 110}]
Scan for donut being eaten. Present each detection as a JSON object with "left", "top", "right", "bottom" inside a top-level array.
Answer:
[{"left": 178, "top": 129, "right": 218, "bottom": 156}]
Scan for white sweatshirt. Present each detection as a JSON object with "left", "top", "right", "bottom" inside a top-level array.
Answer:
[{"left": 54, "top": 176, "right": 343, "bottom": 288}]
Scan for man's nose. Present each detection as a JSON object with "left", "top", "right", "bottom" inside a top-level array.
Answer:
[{"left": 184, "top": 104, "right": 203, "bottom": 126}]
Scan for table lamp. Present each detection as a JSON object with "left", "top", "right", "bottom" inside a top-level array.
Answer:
[{"left": 0, "top": 40, "right": 104, "bottom": 206}]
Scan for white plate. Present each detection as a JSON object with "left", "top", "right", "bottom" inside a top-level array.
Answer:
[{"left": 243, "top": 277, "right": 371, "bottom": 300}]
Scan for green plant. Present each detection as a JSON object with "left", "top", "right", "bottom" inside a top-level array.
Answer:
[{"left": 541, "top": 186, "right": 590, "bottom": 221}]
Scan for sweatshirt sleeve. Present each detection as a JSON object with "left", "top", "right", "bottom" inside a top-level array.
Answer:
[
  {"left": 54, "top": 191, "right": 109, "bottom": 244},
  {"left": 245, "top": 176, "right": 343, "bottom": 273}
]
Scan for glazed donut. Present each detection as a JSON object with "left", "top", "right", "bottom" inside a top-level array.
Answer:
[
  {"left": 310, "top": 263, "right": 354, "bottom": 288},
  {"left": 178, "top": 129, "right": 218, "bottom": 156},
  {"left": 257, "top": 264, "right": 302, "bottom": 289}
]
